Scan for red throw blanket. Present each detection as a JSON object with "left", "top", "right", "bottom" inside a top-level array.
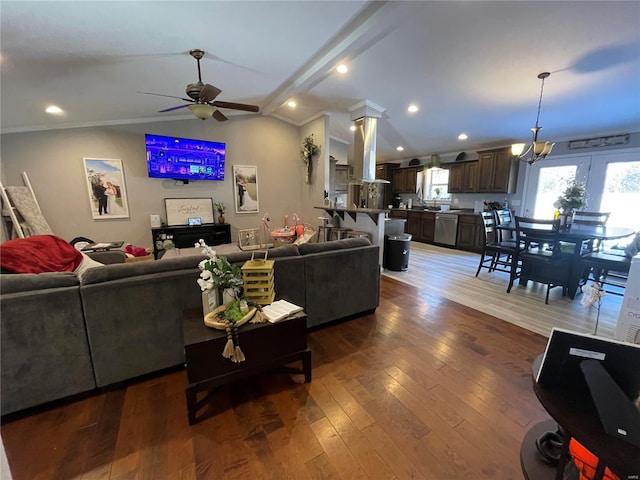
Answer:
[{"left": 0, "top": 235, "right": 83, "bottom": 273}]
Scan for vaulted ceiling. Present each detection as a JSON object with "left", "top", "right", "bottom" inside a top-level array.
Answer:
[{"left": 2, "top": 1, "right": 639, "bottom": 162}]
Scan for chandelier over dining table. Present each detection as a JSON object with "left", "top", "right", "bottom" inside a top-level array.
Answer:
[{"left": 511, "top": 72, "right": 555, "bottom": 165}]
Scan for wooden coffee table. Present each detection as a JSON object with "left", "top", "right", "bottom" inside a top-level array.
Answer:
[{"left": 182, "top": 309, "right": 311, "bottom": 424}]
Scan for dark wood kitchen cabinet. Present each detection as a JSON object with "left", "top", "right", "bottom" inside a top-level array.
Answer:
[
  {"left": 376, "top": 163, "right": 398, "bottom": 182},
  {"left": 392, "top": 167, "right": 420, "bottom": 193},
  {"left": 448, "top": 161, "right": 479, "bottom": 193},
  {"left": 406, "top": 211, "right": 435, "bottom": 242},
  {"left": 477, "top": 147, "right": 519, "bottom": 194},
  {"left": 456, "top": 214, "right": 483, "bottom": 252}
]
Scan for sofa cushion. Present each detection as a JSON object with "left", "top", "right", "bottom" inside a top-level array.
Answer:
[
  {"left": 225, "top": 244, "right": 300, "bottom": 264},
  {"left": 79, "top": 256, "right": 204, "bottom": 285},
  {"left": 0, "top": 235, "right": 83, "bottom": 273},
  {"left": 0, "top": 272, "right": 79, "bottom": 294},
  {"left": 298, "top": 237, "right": 371, "bottom": 255}
]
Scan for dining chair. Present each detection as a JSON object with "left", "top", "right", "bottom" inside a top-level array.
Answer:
[
  {"left": 507, "top": 217, "right": 572, "bottom": 304},
  {"left": 571, "top": 211, "right": 610, "bottom": 254},
  {"left": 475, "top": 211, "right": 518, "bottom": 277},
  {"left": 494, "top": 209, "right": 515, "bottom": 243}
]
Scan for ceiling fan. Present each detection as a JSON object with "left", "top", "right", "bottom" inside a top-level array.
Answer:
[{"left": 139, "top": 49, "right": 260, "bottom": 121}]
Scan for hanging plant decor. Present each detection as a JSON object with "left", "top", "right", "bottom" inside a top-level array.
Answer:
[{"left": 300, "top": 134, "right": 321, "bottom": 184}]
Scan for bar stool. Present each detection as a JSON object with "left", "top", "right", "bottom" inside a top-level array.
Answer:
[
  {"left": 316, "top": 217, "right": 332, "bottom": 243},
  {"left": 329, "top": 227, "right": 351, "bottom": 241},
  {"left": 346, "top": 230, "right": 370, "bottom": 240}
]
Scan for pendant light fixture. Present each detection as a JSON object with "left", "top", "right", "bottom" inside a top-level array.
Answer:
[{"left": 511, "top": 72, "right": 555, "bottom": 165}]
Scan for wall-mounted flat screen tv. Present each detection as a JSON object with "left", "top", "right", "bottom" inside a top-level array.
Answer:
[{"left": 145, "top": 134, "right": 225, "bottom": 181}]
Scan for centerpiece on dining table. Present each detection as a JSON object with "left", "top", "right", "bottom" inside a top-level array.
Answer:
[{"left": 553, "top": 180, "right": 586, "bottom": 226}]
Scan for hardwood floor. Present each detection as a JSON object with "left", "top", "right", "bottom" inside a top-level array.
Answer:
[
  {"left": 1, "top": 276, "right": 551, "bottom": 480},
  {"left": 382, "top": 241, "right": 624, "bottom": 339}
]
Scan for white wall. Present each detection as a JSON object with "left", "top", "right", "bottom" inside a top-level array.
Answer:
[{"left": 1, "top": 115, "right": 327, "bottom": 248}]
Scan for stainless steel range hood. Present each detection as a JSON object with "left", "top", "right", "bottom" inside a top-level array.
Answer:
[{"left": 347, "top": 100, "right": 389, "bottom": 208}]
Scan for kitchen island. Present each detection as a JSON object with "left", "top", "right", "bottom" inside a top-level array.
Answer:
[{"left": 315, "top": 206, "right": 388, "bottom": 265}]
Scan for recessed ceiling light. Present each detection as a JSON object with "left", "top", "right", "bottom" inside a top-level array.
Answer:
[
  {"left": 287, "top": 101, "right": 297, "bottom": 108},
  {"left": 336, "top": 64, "right": 348, "bottom": 74},
  {"left": 407, "top": 104, "right": 419, "bottom": 113},
  {"left": 458, "top": 133, "right": 468, "bottom": 140},
  {"left": 350, "top": 125, "right": 356, "bottom": 131},
  {"left": 396, "top": 146, "right": 404, "bottom": 151},
  {"left": 45, "top": 105, "right": 63, "bottom": 114}
]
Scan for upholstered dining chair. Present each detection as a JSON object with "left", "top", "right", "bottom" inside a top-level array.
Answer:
[
  {"left": 475, "top": 211, "right": 518, "bottom": 277},
  {"left": 507, "top": 217, "right": 572, "bottom": 304}
]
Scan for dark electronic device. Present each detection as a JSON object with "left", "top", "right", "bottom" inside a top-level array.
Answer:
[
  {"left": 537, "top": 328, "right": 640, "bottom": 447},
  {"left": 145, "top": 133, "right": 225, "bottom": 181}
]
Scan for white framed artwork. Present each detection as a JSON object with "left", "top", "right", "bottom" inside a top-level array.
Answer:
[
  {"left": 233, "top": 165, "right": 259, "bottom": 214},
  {"left": 164, "top": 198, "right": 214, "bottom": 226},
  {"left": 83, "top": 158, "right": 130, "bottom": 219}
]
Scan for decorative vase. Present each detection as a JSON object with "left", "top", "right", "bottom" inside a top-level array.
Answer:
[
  {"left": 221, "top": 287, "right": 238, "bottom": 305},
  {"left": 218, "top": 215, "right": 225, "bottom": 224}
]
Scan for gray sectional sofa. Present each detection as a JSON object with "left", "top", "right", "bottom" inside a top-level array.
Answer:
[{"left": 1, "top": 237, "right": 379, "bottom": 415}]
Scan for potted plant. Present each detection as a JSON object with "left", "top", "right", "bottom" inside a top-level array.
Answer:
[
  {"left": 214, "top": 201, "right": 226, "bottom": 224},
  {"left": 195, "top": 239, "right": 243, "bottom": 306},
  {"left": 553, "top": 180, "right": 586, "bottom": 225}
]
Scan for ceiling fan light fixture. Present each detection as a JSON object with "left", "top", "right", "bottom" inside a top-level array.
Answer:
[
  {"left": 512, "top": 72, "right": 555, "bottom": 165},
  {"left": 188, "top": 103, "right": 216, "bottom": 120}
]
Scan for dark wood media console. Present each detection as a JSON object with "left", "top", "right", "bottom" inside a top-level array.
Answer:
[{"left": 151, "top": 223, "right": 231, "bottom": 259}]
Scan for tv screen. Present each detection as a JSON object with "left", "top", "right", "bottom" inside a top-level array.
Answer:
[{"left": 145, "top": 134, "right": 225, "bottom": 181}]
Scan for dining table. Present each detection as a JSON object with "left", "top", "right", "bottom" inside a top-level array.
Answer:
[{"left": 497, "top": 222, "right": 636, "bottom": 299}]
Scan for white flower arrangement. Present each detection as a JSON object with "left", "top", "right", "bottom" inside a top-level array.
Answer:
[
  {"left": 580, "top": 281, "right": 605, "bottom": 308},
  {"left": 195, "top": 239, "right": 243, "bottom": 291}
]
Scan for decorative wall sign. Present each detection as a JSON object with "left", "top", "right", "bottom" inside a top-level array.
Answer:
[
  {"left": 164, "top": 198, "right": 214, "bottom": 226},
  {"left": 568, "top": 134, "right": 629, "bottom": 150},
  {"left": 233, "top": 165, "right": 259, "bottom": 214},
  {"left": 83, "top": 158, "right": 130, "bottom": 219}
]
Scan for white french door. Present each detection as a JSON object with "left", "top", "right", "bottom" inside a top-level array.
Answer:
[{"left": 522, "top": 148, "right": 640, "bottom": 231}]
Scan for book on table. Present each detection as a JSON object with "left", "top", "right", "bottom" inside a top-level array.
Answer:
[{"left": 262, "top": 300, "right": 303, "bottom": 323}]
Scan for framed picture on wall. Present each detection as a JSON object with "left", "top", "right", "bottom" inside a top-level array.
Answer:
[
  {"left": 233, "top": 165, "right": 259, "bottom": 214},
  {"left": 83, "top": 158, "right": 130, "bottom": 219}
]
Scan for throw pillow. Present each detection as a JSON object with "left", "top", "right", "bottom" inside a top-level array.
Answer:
[{"left": 73, "top": 253, "right": 104, "bottom": 275}]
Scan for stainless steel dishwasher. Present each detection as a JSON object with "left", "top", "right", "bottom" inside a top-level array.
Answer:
[{"left": 434, "top": 213, "right": 459, "bottom": 246}]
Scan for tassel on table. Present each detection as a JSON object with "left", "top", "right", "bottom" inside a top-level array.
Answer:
[{"left": 222, "top": 325, "right": 235, "bottom": 359}]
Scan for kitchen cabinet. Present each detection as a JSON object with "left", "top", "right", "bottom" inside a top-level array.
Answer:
[
  {"left": 330, "top": 158, "right": 352, "bottom": 195},
  {"left": 377, "top": 163, "right": 397, "bottom": 208},
  {"left": 376, "top": 163, "right": 398, "bottom": 181},
  {"left": 334, "top": 165, "right": 351, "bottom": 193},
  {"left": 448, "top": 161, "right": 479, "bottom": 193},
  {"left": 456, "top": 214, "right": 483, "bottom": 252},
  {"left": 406, "top": 210, "right": 435, "bottom": 242},
  {"left": 477, "top": 147, "right": 519, "bottom": 193},
  {"left": 392, "top": 167, "right": 421, "bottom": 193}
]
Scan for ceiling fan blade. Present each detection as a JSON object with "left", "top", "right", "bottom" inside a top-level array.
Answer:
[
  {"left": 138, "top": 91, "right": 193, "bottom": 102},
  {"left": 211, "top": 101, "right": 260, "bottom": 113},
  {"left": 199, "top": 84, "right": 222, "bottom": 103},
  {"left": 212, "top": 110, "right": 228, "bottom": 122},
  {"left": 158, "top": 104, "right": 190, "bottom": 113}
]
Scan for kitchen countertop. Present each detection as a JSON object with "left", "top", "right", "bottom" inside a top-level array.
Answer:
[{"left": 390, "top": 207, "right": 476, "bottom": 215}]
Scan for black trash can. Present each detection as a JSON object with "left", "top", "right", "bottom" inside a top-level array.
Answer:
[{"left": 384, "top": 233, "right": 412, "bottom": 271}]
